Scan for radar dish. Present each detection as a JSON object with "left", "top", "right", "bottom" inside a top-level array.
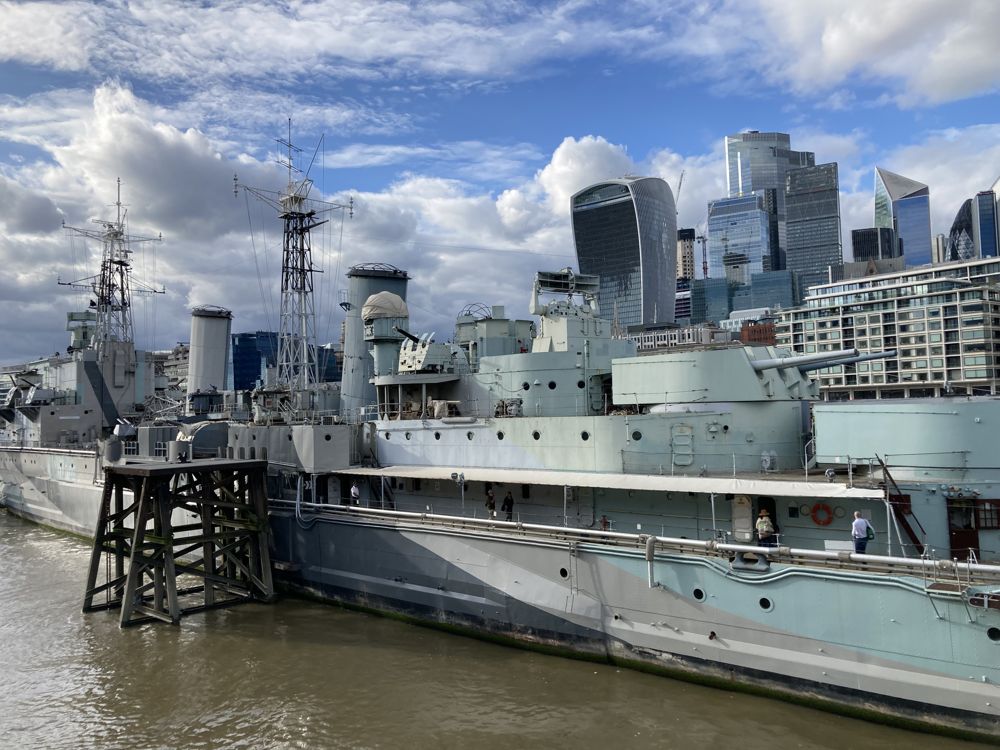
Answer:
[{"left": 458, "top": 303, "right": 492, "bottom": 320}]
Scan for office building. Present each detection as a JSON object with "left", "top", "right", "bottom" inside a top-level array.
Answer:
[
  {"left": 725, "top": 131, "right": 814, "bottom": 268},
  {"left": 949, "top": 199, "right": 975, "bottom": 261},
  {"left": 677, "top": 228, "right": 696, "bottom": 280},
  {"left": 874, "top": 167, "right": 932, "bottom": 266},
  {"left": 690, "top": 278, "right": 733, "bottom": 325},
  {"left": 674, "top": 277, "right": 692, "bottom": 323},
  {"left": 706, "top": 194, "right": 771, "bottom": 284},
  {"left": 750, "top": 270, "right": 797, "bottom": 310},
  {"left": 852, "top": 228, "right": 898, "bottom": 262},
  {"left": 775, "top": 256, "right": 1000, "bottom": 400},
  {"left": 784, "top": 163, "right": 842, "bottom": 292},
  {"left": 972, "top": 190, "right": 999, "bottom": 259},
  {"left": 230, "top": 331, "right": 339, "bottom": 390},
  {"left": 572, "top": 177, "right": 677, "bottom": 329}
]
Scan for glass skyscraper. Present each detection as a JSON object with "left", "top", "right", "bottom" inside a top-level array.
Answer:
[
  {"left": 725, "top": 131, "right": 814, "bottom": 268},
  {"left": 784, "top": 163, "right": 842, "bottom": 294},
  {"left": 948, "top": 199, "right": 975, "bottom": 261},
  {"left": 706, "top": 194, "right": 771, "bottom": 284},
  {"left": 874, "top": 167, "right": 932, "bottom": 266},
  {"left": 851, "top": 228, "right": 897, "bottom": 262},
  {"left": 973, "top": 190, "right": 999, "bottom": 259},
  {"left": 572, "top": 177, "right": 677, "bottom": 329}
]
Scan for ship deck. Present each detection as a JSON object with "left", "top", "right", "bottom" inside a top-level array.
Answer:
[{"left": 348, "top": 464, "right": 883, "bottom": 499}]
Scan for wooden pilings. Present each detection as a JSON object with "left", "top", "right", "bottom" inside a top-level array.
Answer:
[{"left": 83, "top": 459, "right": 274, "bottom": 627}]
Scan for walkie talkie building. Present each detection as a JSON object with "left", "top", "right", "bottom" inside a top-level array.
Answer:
[{"left": 571, "top": 177, "right": 677, "bottom": 330}]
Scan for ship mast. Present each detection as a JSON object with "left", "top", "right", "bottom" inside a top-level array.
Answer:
[
  {"left": 58, "top": 179, "right": 163, "bottom": 362},
  {"left": 236, "top": 119, "right": 352, "bottom": 405}
]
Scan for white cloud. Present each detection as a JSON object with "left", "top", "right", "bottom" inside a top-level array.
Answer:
[
  {"left": 536, "top": 136, "right": 634, "bottom": 215},
  {"left": 745, "top": 0, "right": 1000, "bottom": 105}
]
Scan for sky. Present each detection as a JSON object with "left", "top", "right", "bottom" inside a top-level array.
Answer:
[{"left": 1, "top": 0, "right": 999, "bottom": 364}]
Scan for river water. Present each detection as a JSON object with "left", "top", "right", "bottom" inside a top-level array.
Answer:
[{"left": 0, "top": 509, "right": 990, "bottom": 750}]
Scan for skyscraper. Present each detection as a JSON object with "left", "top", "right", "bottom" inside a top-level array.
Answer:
[
  {"left": 948, "top": 199, "right": 975, "bottom": 261},
  {"left": 725, "top": 131, "right": 814, "bottom": 268},
  {"left": 572, "top": 177, "right": 677, "bottom": 329},
  {"left": 676, "top": 228, "right": 696, "bottom": 280},
  {"left": 706, "top": 194, "right": 771, "bottom": 284},
  {"left": 874, "top": 167, "right": 932, "bottom": 266},
  {"left": 852, "top": 228, "right": 898, "bottom": 262},
  {"left": 972, "top": 190, "right": 999, "bottom": 259},
  {"left": 784, "top": 163, "right": 842, "bottom": 293}
]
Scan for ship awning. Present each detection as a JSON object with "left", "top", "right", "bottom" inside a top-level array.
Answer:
[{"left": 347, "top": 465, "right": 884, "bottom": 500}]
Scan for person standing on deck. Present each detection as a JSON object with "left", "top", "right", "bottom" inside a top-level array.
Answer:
[
  {"left": 755, "top": 510, "right": 775, "bottom": 547},
  {"left": 485, "top": 485, "right": 496, "bottom": 517},
  {"left": 501, "top": 491, "right": 514, "bottom": 521},
  {"left": 852, "top": 511, "right": 873, "bottom": 554},
  {"left": 350, "top": 481, "right": 360, "bottom": 506}
]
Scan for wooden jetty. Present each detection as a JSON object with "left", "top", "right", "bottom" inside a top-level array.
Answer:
[{"left": 82, "top": 458, "right": 274, "bottom": 626}]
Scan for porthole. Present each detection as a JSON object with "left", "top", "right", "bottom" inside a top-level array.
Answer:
[
  {"left": 581, "top": 431, "right": 590, "bottom": 441},
  {"left": 384, "top": 432, "right": 391, "bottom": 440},
  {"left": 324, "top": 434, "right": 331, "bottom": 441},
  {"left": 693, "top": 588, "right": 705, "bottom": 601},
  {"left": 522, "top": 382, "right": 530, "bottom": 391},
  {"left": 559, "top": 567, "right": 568, "bottom": 579},
  {"left": 532, "top": 431, "right": 541, "bottom": 441},
  {"left": 577, "top": 380, "right": 585, "bottom": 389},
  {"left": 632, "top": 430, "right": 642, "bottom": 441},
  {"left": 434, "top": 432, "right": 441, "bottom": 440},
  {"left": 497, "top": 431, "right": 505, "bottom": 440},
  {"left": 467, "top": 431, "right": 474, "bottom": 441},
  {"left": 989, "top": 627, "right": 1000, "bottom": 642},
  {"left": 405, "top": 432, "right": 412, "bottom": 440},
  {"left": 723, "top": 425, "right": 730, "bottom": 432},
  {"left": 287, "top": 434, "right": 293, "bottom": 441},
  {"left": 252, "top": 434, "right": 257, "bottom": 441},
  {"left": 50, "top": 410, "right": 55, "bottom": 416},
  {"left": 548, "top": 381, "right": 556, "bottom": 390},
  {"left": 759, "top": 597, "right": 773, "bottom": 611}
]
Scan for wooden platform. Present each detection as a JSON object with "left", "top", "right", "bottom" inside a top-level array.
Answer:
[{"left": 82, "top": 458, "right": 274, "bottom": 626}]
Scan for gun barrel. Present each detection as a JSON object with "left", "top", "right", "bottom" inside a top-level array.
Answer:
[
  {"left": 750, "top": 348, "right": 859, "bottom": 372},
  {"left": 798, "top": 350, "right": 897, "bottom": 373},
  {"left": 392, "top": 326, "right": 422, "bottom": 344}
]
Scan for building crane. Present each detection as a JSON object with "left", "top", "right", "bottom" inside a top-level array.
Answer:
[
  {"left": 696, "top": 234, "right": 708, "bottom": 280},
  {"left": 674, "top": 170, "right": 685, "bottom": 216}
]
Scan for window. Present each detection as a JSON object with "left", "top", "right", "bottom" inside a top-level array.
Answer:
[
  {"left": 978, "top": 500, "right": 1000, "bottom": 530},
  {"left": 123, "top": 440, "right": 139, "bottom": 456},
  {"left": 153, "top": 441, "right": 167, "bottom": 458}
]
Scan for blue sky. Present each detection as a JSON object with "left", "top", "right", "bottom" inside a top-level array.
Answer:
[{"left": 1, "top": 0, "right": 999, "bottom": 363}]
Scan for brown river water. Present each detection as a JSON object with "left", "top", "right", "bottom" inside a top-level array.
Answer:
[{"left": 0, "top": 509, "right": 991, "bottom": 750}]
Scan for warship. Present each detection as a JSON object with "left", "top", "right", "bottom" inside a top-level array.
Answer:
[{"left": 2, "top": 167, "right": 1000, "bottom": 742}]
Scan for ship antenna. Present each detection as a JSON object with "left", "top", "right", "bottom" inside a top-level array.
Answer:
[
  {"left": 235, "top": 120, "right": 352, "bottom": 410},
  {"left": 58, "top": 178, "right": 164, "bottom": 363}
]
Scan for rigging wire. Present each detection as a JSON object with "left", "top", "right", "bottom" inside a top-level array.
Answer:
[{"left": 245, "top": 191, "right": 276, "bottom": 335}]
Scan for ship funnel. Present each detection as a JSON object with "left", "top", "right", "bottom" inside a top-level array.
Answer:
[
  {"left": 187, "top": 305, "right": 232, "bottom": 413},
  {"left": 340, "top": 264, "right": 409, "bottom": 419}
]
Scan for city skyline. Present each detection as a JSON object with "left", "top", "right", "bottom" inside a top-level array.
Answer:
[{"left": 0, "top": 1, "right": 999, "bottom": 363}]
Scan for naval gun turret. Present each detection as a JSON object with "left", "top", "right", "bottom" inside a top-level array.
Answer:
[
  {"left": 395, "top": 327, "right": 460, "bottom": 374},
  {"left": 749, "top": 348, "right": 897, "bottom": 374}
]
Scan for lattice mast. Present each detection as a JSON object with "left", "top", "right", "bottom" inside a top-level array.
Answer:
[
  {"left": 58, "top": 178, "right": 163, "bottom": 361},
  {"left": 236, "top": 120, "right": 352, "bottom": 394}
]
